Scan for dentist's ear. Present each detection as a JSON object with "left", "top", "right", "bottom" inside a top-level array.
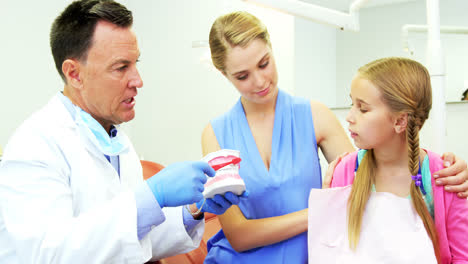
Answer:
[
  {"left": 394, "top": 112, "right": 408, "bottom": 134},
  {"left": 62, "top": 59, "right": 82, "bottom": 88}
]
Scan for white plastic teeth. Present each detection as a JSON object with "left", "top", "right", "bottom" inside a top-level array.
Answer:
[{"left": 202, "top": 149, "right": 246, "bottom": 199}]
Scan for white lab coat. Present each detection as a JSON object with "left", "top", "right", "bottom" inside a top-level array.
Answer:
[{"left": 0, "top": 94, "right": 204, "bottom": 263}]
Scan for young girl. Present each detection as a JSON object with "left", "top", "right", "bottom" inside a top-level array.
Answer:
[{"left": 308, "top": 57, "right": 468, "bottom": 263}]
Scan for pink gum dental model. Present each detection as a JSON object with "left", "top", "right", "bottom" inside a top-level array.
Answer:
[{"left": 202, "top": 149, "right": 246, "bottom": 199}]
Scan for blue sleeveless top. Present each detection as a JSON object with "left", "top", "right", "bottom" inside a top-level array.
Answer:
[{"left": 204, "top": 90, "right": 322, "bottom": 264}]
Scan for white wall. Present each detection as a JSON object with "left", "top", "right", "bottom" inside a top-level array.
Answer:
[
  {"left": 293, "top": 0, "right": 468, "bottom": 106},
  {"left": 294, "top": 17, "right": 337, "bottom": 107},
  {"left": 335, "top": 0, "right": 468, "bottom": 106},
  {"left": 0, "top": 0, "right": 294, "bottom": 166},
  {"left": 0, "top": 1, "right": 70, "bottom": 155}
]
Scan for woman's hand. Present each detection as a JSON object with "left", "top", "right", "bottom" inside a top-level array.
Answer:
[{"left": 433, "top": 152, "right": 468, "bottom": 198}]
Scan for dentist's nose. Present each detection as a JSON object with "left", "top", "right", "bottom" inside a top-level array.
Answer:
[{"left": 129, "top": 67, "right": 143, "bottom": 89}]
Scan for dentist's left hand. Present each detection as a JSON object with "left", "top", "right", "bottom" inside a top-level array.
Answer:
[{"left": 196, "top": 191, "right": 249, "bottom": 215}]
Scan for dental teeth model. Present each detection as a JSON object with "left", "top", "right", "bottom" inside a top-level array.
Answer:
[{"left": 202, "top": 149, "right": 246, "bottom": 199}]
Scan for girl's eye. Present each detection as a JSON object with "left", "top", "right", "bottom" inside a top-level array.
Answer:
[{"left": 360, "top": 108, "right": 368, "bottom": 113}]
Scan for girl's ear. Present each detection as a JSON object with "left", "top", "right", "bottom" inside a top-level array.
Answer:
[{"left": 394, "top": 112, "right": 408, "bottom": 134}]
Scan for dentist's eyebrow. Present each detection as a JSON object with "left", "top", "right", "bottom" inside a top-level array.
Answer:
[
  {"left": 111, "top": 53, "right": 141, "bottom": 68},
  {"left": 112, "top": 59, "right": 131, "bottom": 66}
]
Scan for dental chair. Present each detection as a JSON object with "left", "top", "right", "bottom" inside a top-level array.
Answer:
[
  {"left": 140, "top": 160, "right": 222, "bottom": 264},
  {"left": 140, "top": 160, "right": 165, "bottom": 178}
]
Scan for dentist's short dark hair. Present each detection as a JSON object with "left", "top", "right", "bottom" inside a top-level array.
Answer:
[{"left": 50, "top": 0, "right": 133, "bottom": 82}]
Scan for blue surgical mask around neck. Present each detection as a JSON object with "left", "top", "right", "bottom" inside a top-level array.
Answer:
[{"left": 74, "top": 106, "right": 129, "bottom": 156}]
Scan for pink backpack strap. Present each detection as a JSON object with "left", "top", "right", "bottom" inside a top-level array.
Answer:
[{"left": 331, "top": 151, "right": 359, "bottom": 187}]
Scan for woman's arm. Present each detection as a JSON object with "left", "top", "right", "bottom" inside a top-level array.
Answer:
[
  {"left": 217, "top": 205, "right": 307, "bottom": 252},
  {"left": 310, "top": 100, "right": 355, "bottom": 188},
  {"left": 201, "top": 124, "right": 308, "bottom": 252},
  {"left": 310, "top": 100, "right": 355, "bottom": 163}
]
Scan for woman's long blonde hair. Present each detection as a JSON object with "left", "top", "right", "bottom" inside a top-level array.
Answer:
[
  {"left": 208, "top": 11, "right": 271, "bottom": 74},
  {"left": 347, "top": 57, "right": 440, "bottom": 263}
]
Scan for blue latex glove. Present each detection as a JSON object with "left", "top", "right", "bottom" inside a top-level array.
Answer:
[
  {"left": 196, "top": 191, "right": 249, "bottom": 215},
  {"left": 146, "top": 161, "right": 215, "bottom": 208}
]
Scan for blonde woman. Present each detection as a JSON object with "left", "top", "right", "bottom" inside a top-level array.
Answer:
[
  {"left": 202, "top": 11, "right": 468, "bottom": 263},
  {"left": 308, "top": 57, "right": 468, "bottom": 263}
]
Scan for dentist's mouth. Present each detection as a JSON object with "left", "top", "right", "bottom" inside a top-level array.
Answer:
[{"left": 122, "top": 97, "right": 135, "bottom": 108}]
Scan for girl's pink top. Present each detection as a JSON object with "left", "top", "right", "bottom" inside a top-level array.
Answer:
[{"left": 331, "top": 150, "right": 468, "bottom": 264}]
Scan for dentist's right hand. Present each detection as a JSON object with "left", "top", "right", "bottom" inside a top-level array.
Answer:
[{"left": 146, "top": 161, "right": 216, "bottom": 208}]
